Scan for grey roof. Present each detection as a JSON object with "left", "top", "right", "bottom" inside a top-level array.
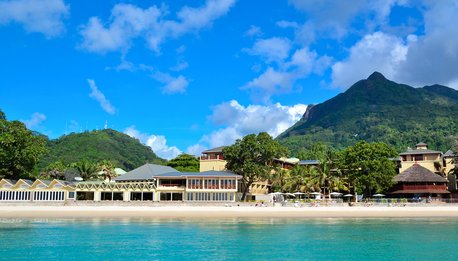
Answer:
[
  {"left": 1, "top": 179, "right": 17, "bottom": 185},
  {"left": 444, "top": 150, "right": 455, "bottom": 157},
  {"left": 21, "top": 179, "right": 34, "bottom": 186},
  {"left": 40, "top": 180, "right": 52, "bottom": 185},
  {"left": 115, "top": 164, "right": 178, "bottom": 181},
  {"left": 298, "top": 160, "right": 320, "bottom": 165},
  {"left": 154, "top": 170, "right": 241, "bottom": 178},
  {"left": 415, "top": 142, "right": 428, "bottom": 147},
  {"left": 399, "top": 149, "right": 442, "bottom": 155},
  {"left": 202, "top": 146, "right": 226, "bottom": 154},
  {"left": 394, "top": 164, "right": 448, "bottom": 183}
]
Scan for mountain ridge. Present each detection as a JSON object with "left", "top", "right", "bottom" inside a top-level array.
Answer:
[{"left": 278, "top": 72, "right": 458, "bottom": 154}]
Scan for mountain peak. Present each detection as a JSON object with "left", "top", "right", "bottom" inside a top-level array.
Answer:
[{"left": 367, "top": 71, "right": 386, "bottom": 81}]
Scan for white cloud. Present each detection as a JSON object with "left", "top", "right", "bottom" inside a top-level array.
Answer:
[
  {"left": 152, "top": 72, "right": 189, "bottom": 94},
  {"left": 187, "top": 100, "right": 307, "bottom": 153},
  {"left": 22, "top": 112, "right": 46, "bottom": 129},
  {"left": 246, "top": 37, "right": 292, "bottom": 64},
  {"left": 245, "top": 25, "right": 262, "bottom": 37},
  {"left": 0, "top": 0, "right": 69, "bottom": 37},
  {"left": 80, "top": 0, "right": 235, "bottom": 53},
  {"left": 276, "top": 20, "right": 299, "bottom": 29},
  {"left": 331, "top": 32, "right": 408, "bottom": 88},
  {"left": 396, "top": 1, "right": 458, "bottom": 88},
  {"left": 243, "top": 47, "right": 330, "bottom": 102},
  {"left": 186, "top": 144, "right": 208, "bottom": 156},
  {"left": 288, "top": 0, "right": 404, "bottom": 39},
  {"left": 87, "top": 79, "right": 116, "bottom": 114},
  {"left": 124, "top": 126, "right": 182, "bottom": 160},
  {"left": 170, "top": 60, "right": 189, "bottom": 72},
  {"left": 331, "top": 2, "right": 458, "bottom": 89}
]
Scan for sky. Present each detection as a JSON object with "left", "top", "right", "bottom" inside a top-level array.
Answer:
[{"left": 1, "top": 0, "right": 458, "bottom": 160}]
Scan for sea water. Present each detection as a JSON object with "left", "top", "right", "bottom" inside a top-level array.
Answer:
[{"left": 0, "top": 218, "right": 457, "bottom": 260}]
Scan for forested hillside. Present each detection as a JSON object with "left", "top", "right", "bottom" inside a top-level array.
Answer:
[
  {"left": 278, "top": 72, "right": 458, "bottom": 154},
  {"left": 39, "top": 129, "right": 165, "bottom": 171}
]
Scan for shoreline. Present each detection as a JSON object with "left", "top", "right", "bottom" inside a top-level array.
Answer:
[{"left": 2, "top": 205, "right": 458, "bottom": 218}]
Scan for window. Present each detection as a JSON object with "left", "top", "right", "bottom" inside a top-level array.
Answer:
[{"left": 414, "top": 155, "right": 424, "bottom": 161}]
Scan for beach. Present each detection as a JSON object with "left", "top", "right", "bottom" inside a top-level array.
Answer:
[{"left": 2, "top": 205, "right": 458, "bottom": 218}]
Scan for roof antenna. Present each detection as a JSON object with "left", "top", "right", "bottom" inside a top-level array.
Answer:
[{"left": 104, "top": 120, "right": 108, "bottom": 130}]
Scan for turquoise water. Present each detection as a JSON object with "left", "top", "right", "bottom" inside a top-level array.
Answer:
[{"left": 0, "top": 218, "right": 457, "bottom": 260}]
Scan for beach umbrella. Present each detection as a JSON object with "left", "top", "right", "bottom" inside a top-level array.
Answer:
[
  {"left": 373, "top": 194, "right": 385, "bottom": 197},
  {"left": 293, "top": 192, "right": 306, "bottom": 199},
  {"left": 343, "top": 194, "right": 353, "bottom": 197},
  {"left": 285, "top": 193, "right": 296, "bottom": 197},
  {"left": 330, "top": 192, "right": 343, "bottom": 197},
  {"left": 309, "top": 192, "right": 321, "bottom": 195}
]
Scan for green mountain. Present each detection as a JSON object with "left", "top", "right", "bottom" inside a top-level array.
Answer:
[
  {"left": 39, "top": 129, "right": 165, "bottom": 171},
  {"left": 278, "top": 72, "right": 458, "bottom": 154}
]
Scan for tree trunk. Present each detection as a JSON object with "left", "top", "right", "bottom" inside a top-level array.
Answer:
[{"left": 240, "top": 181, "right": 253, "bottom": 201}]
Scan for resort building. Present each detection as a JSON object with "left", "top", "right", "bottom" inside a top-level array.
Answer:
[
  {"left": 399, "top": 143, "right": 443, "bottom": 174},
  {"left": 0, "top": 164, "right": 241, "bottom": 203},
  {"left": 199, "top": 147, "right": 271, "bottom": 199},
  {"left": 0, "top": 179, "right": 76, "bottom": 202},
  {"left": 200, "top": 146, "right": 227, "bottom": 172},
  {"left": 389, "top": 163, "right": 450, "bottom": 198}
]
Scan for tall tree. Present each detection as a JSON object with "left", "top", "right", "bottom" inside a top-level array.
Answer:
[
  {"left": 71, "top": 160, "right": 98, "bottom": 181},
  {"left": 167, "top": 154, "right": 199, "bottom": 172},
  {"left": 41, "top": 161, "right": 67, "bottom": 179},
  {"left": 297, "top": 142, "right": 330, "bottom": 161},
  {"left": 0, "top": 116, "right": 48, "bottom": 179},
  {"left": 98, "top": 160, "right": 117, "bottom": 182},
  {"left": 339, "top": 141, "right": 398, "bottom": 197},
  {"left": 223, "top": 132, "right": 288, "bottom": 200}
]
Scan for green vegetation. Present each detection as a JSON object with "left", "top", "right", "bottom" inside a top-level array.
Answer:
[
  {"left": 223, "top": 132, "right": 288, "bottom": 200},
  {"left": 39, "top": 129, "right": 165, "bottom": 171},
  {"left": 0, "top": 111, "right": 48, "bottom": 180},
  {"left": 339, "top": 141, "right": 398, "bottom": 197},
  {"left": 167, "top": 154, "right": 199, "bottom": 172},
  {"left": 278, "top": 72, "right": 458, "bottom": 154},
  {"left": 270, "top": 140, "right": 398, "bottom": 198}
]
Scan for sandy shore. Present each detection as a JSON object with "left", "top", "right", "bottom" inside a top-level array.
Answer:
[{"left": 2, "top": 205, "right": 458, "bottom": 218}]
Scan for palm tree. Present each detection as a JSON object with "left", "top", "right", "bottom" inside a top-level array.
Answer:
[
  {"left": 283, "top": 165, "right": 315, "bottom": 193},
  {"left": 98, "top": 160, "right": 117, "bottom": 182},
  {"left": 72, "top": 160, "right": 98, "bottom": 181}
]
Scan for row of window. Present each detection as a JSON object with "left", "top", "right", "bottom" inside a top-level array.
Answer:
[
  {"left": 187, "top": 179, "right": 236, "bottom": 190},
  {"left": 186, "top": 192, "right": 235, "bottom": 201},
  {"left": 0, "top": 191, "right": 66, "bottom": 201}
]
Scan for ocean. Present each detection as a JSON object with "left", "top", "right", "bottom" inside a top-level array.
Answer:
[{"left": 0, "top": 218, "right": 456, "bottom": 260}]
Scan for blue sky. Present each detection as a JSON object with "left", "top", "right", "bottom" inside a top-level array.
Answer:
[{"left": 1, "top": 0, "right": 458, "bottom": 159}]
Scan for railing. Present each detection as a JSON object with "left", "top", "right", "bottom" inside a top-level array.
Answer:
[
  {"left": 200, "top": 155, "right": 225, "bottom": 160},
  {"left": 187, "top": 186, "right": 235, "bottom": 190},
  {"left": 158, "top": 184, "right": 185, "bottom": 187}
]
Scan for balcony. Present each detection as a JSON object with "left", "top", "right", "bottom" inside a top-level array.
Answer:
[{"left": 200, "top": 154, "right": 225, "bottom": 160}]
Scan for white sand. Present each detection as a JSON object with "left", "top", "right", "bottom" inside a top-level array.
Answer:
[{"left": 1, "top": 205, "right": 458, "bottom": 218}]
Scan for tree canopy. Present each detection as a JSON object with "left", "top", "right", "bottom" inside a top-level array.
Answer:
[
  {"left": 0, "top": 117, "right": 48, "bottom": 180},
  {"left": 339, "top": 141, "right": 398, "bottom": 197},
  {"left": 223, "top": 132, "right": 288, "bottom": 200},
  {"left": 167, "top": 154, "right": 199, "bottom": 172}
]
